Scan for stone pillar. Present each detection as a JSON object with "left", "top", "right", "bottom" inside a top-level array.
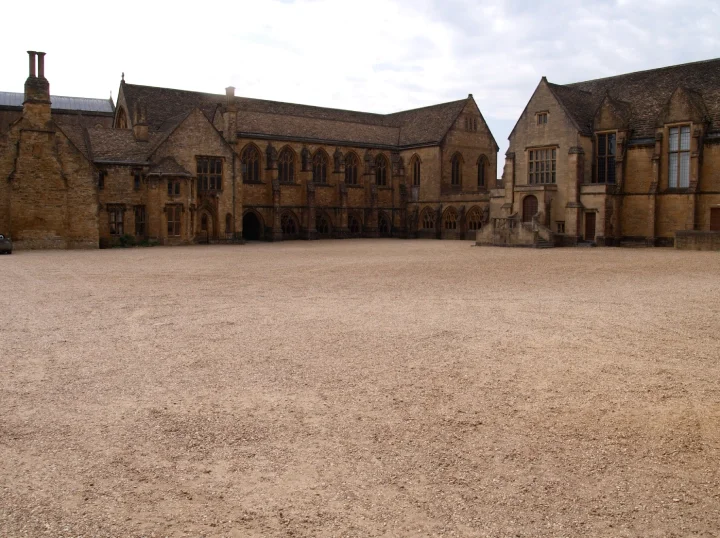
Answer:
[
  {"left": 690, "top": 126, "right": 703, "bottom": 230},
  {"left": 147, "top": 177, "right": 162, "bottom": 241},
  {"left": 648, "top": 132, "right": 662, "bottom": 244},
  {"left": 365, "top": 185, "right": 378, "bottom": 237},
  {"left": 501, "top": 151, "right": 515, "bottom": 216},
  {"left": 565, "top": 146, "right": 584, "bottom": 242},
  {"left": 397, "top": 184, "right": 408, "bottom": 238},
  {"left": 435, "top": 204, "right": 443, "bottom": 240},
  {"left": 611, "top": 133, "right": 627, "bottom": 245},
  {"left": 271, "top": 179, "right": 282, "bottom": 241},
  {"left": 338, "top": 183, "right": 349, "bottom": 238},
  {"left": 306, "top": 182, "right": 317, "bottom": 240}
]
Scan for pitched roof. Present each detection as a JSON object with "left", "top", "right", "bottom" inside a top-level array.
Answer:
[
  {"left": 59, "top": 124, "right": 161, "bottom": 164},
  {"left": 551, "top": 58, "right": 720, "bottom": 138},
  {"left": 120, "top": 82, "right": 472, "bottom": 148},
  {"left": 147, "top": 156, "right": 192, "bottom": 177},
  {"left": 0, "top": 91, "right": 114, "bottom": 113}
]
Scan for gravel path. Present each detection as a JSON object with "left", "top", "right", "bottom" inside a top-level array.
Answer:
[{"left": 1, "top": 240, "right": 719, "bottom": 537}]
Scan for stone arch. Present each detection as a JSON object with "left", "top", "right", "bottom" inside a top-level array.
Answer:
[
  {"left": 312, "top": 148, "right": 330, "bottom": 184},
  {"left": 420, "top": 206, "right": 436, "bottom": 230},
  {"left": 409, "top": 154, "right": 422, "bottom": 186},
  {"left": 280, "top": 209, "right": 300, "bottom": 238},
  {"left": 466, "top": 205, "right": 484, "bottom": 232},
  {"left": 345, "top": 151, "right": 361, "bottom": 185},
  {"left": 278, "top": 145, "right": 297, "bottom": 183},
  {"left": 242, "top": 208, "right": 264, "bottom": 241},
  {"left": 115, "top": 106, "right": 128, "bottom": 129},
  {"left": 347, "top": 211, "right": 363, "bottom": 235},
  {"left": 522, "top": 194, "right": 538, "bottom": 223},
  {"left": 315, "top": 210, "right": 333, "bottom": 236},
  {"left": 375, "top": 153, "right": 389, "bottom": 186},
  {"left": 240, "top": 142, "right": 263, "bottom": 183},
  {"left": 477, "top": 154, "right": 488, "bottom": 188},
  {"left": 197, "top": 204, "right": 217, "bottom": 241},
  {"left": 450, "top": 152, "right": 463, "bottom": 186},
  {"left": 442, "top": 206, "right": 458, "bottom": 230},
  {"left": 378, "top": 210, "right": 392, "bottom": 237}
]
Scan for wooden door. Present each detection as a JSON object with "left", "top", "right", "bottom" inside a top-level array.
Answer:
[
  {"left": 522, "top": 195, "right": 538, "bottom": 223},
  {"left": 585, "top": 212, "right": 596, "bottom": 241},
  {"left": 711, "top": 208, "right": 720, "bottom": 231}
]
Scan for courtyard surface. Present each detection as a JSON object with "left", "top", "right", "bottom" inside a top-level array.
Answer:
[{"left": 1, "top": 240, "right": 719, "bottom": 537}]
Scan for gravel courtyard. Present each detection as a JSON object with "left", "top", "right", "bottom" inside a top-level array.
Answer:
[{"left": 1, "top": 240, "right": 719, "bottom": 537}]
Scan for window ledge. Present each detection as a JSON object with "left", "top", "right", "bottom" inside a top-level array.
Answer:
[
  {"left": 243, "top": 180, "right": 265, "bottom": 185},
  {"left": 346, "top": 184, "right": 364, "bottom": 189}
]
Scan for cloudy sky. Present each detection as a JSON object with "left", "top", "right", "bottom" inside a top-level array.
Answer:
[{"left": 2, "top": 0, "right": 719, "bottom": 175}]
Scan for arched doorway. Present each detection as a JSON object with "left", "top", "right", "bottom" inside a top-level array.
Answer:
[
  {"left": 378, "top": 212, "right": 391, "bottom": 237},
  {"left": 523, "top": 195, "right": 538, "bottom": 223},
  {"left": 242, "top": 211, "right": 262, "bottom": 241},
  {"left": 199, "top": 211, "right": 214, "bottom": 243},
  {"left": 316, "top": 212, "right": 332, "bottom": 237}
]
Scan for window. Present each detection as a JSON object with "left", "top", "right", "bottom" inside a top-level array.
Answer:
[
  {"left": 537, "top": 112, "right": 548, "bottom": 125},
  {"left": 98, "top": 170, "right": 106, "bottom": 190},
  {"left": 197, "top": 157, "right": 222, "bottom": 192},
  {"left": 556, "top": 221, "right": 565, "bottom": 234},
  {"left": 167, "top": 179, "right": 180, "bottom": 197},
  {"left": 473, "top": 118, "right": 477, "bottom": 131},
  {"left": 167, "top": 205, "right": 182, "bottom": 236},
  {"left": 316, "top": 213, "right": 331, "bottom": 235},
  {"left": 375, "top": 154, "right": 388, "bottom": 186},
  {"left": 421, "top": 209, "right": 436, "bottom": 230},
  {"left": 669, "top": 125, "right": 691, "bottom": 188},
  {"left": 278, "top": 148, "right": 295, "bottom": 183},
  {"left": 241, "top": 145, "right": 261, "bottom": 183},
  {"left": 477, "top": 156, "right": 487, "bottom": 188},
  {"left": 443, "top": 208, "right": 458, "bottom": 230},
  {"left": 133, "top": 171, "right": 141, "bottom": 191},
  {"left": 345, "top": 153, "right": 359, "bottom": 185},
  {"left": 451, "top": 154, "right": 462, "bottom": 186},
  {"left": 108, "top": 207, "right": 124, "bottom": 236},
  {"left": 464, "top": 117, "right": 478, "bottom": 132},
  {"left": 378, "top": 213, "right": 391, "bottom": 236},
  {"left": 411, "top": 156, "right": 421, "bottom": 186},
  {"left": 528, "top": 148, "right": 556, "bottom": 184},
  {"left": 467, "top": 207, "right": 483, "bottom": 231},
  {"left": 595, "top": 133, "right": 616, "bottom": 184},
  {"left": 134, "top": 206, "right": 146, "bottom": 236},
  {"left": 312, "top": 150, "right": 328, "bottom": 184},
  {"left": 348, "top": 214, "right": 362, "bottom": 234},
  {"left": 281, "top": 212, "right": 298, "bottom": 235}
]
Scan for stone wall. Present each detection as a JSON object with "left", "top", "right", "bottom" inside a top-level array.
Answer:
[{"left": 675, "top": 230, "right": 720, "bottom": 250}]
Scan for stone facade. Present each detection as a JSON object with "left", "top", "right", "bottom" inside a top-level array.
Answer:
[{"left": 479, "top": 58, "right": 720, "bottom": 249}]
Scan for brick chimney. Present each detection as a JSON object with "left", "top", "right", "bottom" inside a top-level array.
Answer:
[
  {"left": 133, "top": 101, "right": 148, "bottom": 141},
  {"left": 23, "top": 51, "right": 51, "bottom": 126},
  {"left": 223, "top": 86, "right": 237, "bottom": 142}
]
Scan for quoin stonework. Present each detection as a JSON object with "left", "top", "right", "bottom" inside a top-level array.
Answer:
[{"left": 1, "top": 51, "right": 719, "bottom": 249}]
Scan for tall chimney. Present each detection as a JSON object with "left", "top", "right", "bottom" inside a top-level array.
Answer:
[
  {"left": 23, "top": 50, "right": 51, "bottom": 126},
  {"left": 224, "top": 86, "right": 237, "bottom": 142}
]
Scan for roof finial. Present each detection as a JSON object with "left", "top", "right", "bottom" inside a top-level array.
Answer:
[{"left": 121, "top": 72, "right": 125, "bottom": 82}]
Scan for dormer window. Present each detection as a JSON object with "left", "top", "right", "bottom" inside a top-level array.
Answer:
[
  {"left": 537, "top": 112, "right": 548, "bottom": 125},
  {"left": 668, "top": 125, "right": 690, "bottom": 188},
  {"left": 594, "top": 133, "right": 616, "bottom": 184}
]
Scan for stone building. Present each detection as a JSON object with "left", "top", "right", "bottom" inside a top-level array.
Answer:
[
  {"left": 478, "top": 58, "right": 720, "bottom": 248},
  {"left": 0, "top": 51, "right": 498, "bottom": 249}
]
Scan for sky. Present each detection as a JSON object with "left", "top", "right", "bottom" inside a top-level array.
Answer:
[{"left": 2, "top": 0, "right": 719, "bottom": 176}]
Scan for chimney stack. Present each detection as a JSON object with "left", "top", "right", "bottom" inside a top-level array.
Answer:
[
  {"left": 224, "top": 86, "right": 237, "bottom": 142},
  {"left": 23, "top": 51, "right": 51, "bottom": 126},
  {"left": 132, "top": 102, "right": 149, "bottom": 141}
]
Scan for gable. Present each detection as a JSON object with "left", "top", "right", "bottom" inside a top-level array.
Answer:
[
  {"left": 594, "top": 95, "right": 632, "bottom": 132},
  {"left": 658, "top": 87, "right": 709, "bottom": 127}
]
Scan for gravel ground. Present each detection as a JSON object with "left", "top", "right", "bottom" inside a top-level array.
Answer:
[{"left": 1, "top": 240, "right": 719, "bottom": 537}]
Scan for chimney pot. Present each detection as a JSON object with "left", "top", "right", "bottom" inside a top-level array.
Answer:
[
  {"left": 27, "top": 51, "right": 37, "bottom": 77},
  {"left": 37, "top": 52, "right": 46, "bottom": 79}
]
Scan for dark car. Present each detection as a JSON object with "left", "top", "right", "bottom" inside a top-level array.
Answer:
[{"left": 0, "top": 234, "right": 12, "bottom": 254}]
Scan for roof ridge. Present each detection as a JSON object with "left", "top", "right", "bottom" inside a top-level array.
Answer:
[{"left": 565, "top": 57, "right": 720, "bottom": 87}]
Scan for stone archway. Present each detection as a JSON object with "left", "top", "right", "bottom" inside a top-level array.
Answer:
[
  {"left": 242, "top": 211, "right": 263, "bottom": 241},
  {"left": 523, "top": 195, "right": 538, "bottom": 223},
  {"left": 199, "top": 210, "right": 215, "bottom": 243}
]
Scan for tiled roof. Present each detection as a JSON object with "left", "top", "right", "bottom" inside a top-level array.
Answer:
[
  {"left": 147, "top": 156, "right": 192, "bottom": 176},
  {"left": 0, "top": 91, "right": 114, "bottom": 113},
  {"left": 120, "top": 82, "right": 470, "bottom": 147},
  {"left": 553, "top": 58, "right": 720, "bottom": 137},
  {"left": 59, "top": 124, "right": 161, "bottom": 164}
]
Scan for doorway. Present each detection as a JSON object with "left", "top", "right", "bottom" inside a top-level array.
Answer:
[
  {"left": 242, "top": 212, "right": 262, "bottom": 241},
  {"left": 585, "top": 212, "right": 596, "bottom": 241},
  {"left": 522, "top": 195, "right": 538, "bottom": 223},
  {"left": 711, "top": 208, "right": 720, "bottom": 231}
]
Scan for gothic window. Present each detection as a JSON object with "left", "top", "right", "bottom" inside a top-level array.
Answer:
[
  {"left": 197, "top": 157, "right": 222, "bottom": 192},
  {"left": 167, "top": 179, "right": 180, "bottom": 197},
  {"left": 467, "top": 207, "right": 483, "bottom": 231},
  {"left": 477, "top": 156, "right": 487, "bottom": 188},
  {"left": 241, "top": 145, "right": 261, "bottom": 183},
  {"left": 375, "top": 154, "right": 388, "bottom": 186},
  {"left": 421, "top": 209, "right": 436, "bottom": 230},
  {"left": 348, "top": 214, "right": 362, "bottom": 234},
  {"left": 109, "top": 207, "right": 124, "bottom": 236},
  {"left": 278, "top": 148, "right": 295, "bottom": 183},
  {"left": 312, "top": 150, "right": 328, "bottom": 184},
  {"left": 167, "top": 205, "right": 182, "bottom": 236},
  {"left": 528, "top": 148, "right": 556, "bottom": 184},
  {"left": 669, "top": 125, "right": 691, "bottom": 188},
  {"left": 345, "top": 153, "right": 359, "bottom": 185},
  {"left": 378, "top": 213, "right": 391, "bottom": 236},
  {"left": 316, "top": 212, "right": 331, "bottom": 235},
  {"left": 443, "top": 208, "right": 458, "bottom": 230},
  {"left": 281, "top": 212, "right": 298, "bottom": 236},
  {"left": 595, "top": 133, "right": 616, "bottom": 184},
  {"left": 98, "top": 170, "right": 106, "bottom": 190},
  {"left": 451, "top": 154, "right": 462, "bottom": 186},
  {"left": 116, "top": 107, "right": 128, "bottom": 129},
  {"left": 134, "top": 205, "right": 146, "bottom": 236},
  {"left": 411, "top": 155, "right": 421, "bottom": 186}
]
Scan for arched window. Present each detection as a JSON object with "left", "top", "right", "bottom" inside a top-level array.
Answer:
[
  {"left": 348, "top": 214, "right": 362, "bottom": 234},
  {"left": 443, "top": 207, "right": 458, "bottom": 230},
  {"left": 451, "top": 154, "right": 462, "bottom": 186},
  {"left": 467, "top": 207, "right": 483, "bottom": 231},
  {"left": 116, "top": 107, "right": 128, "bottom": 129},
  {"left": 278, "top": 147, "right": 295, "bottom": 183},
  {"left": 345, "top": 153, "right": 359, "bottom": 185},
  {"left": 241, "top": 145, "right": 261, "bottom": 183},
  {"left": 281, "top": 211, "right": 299, "bottom": 236},
  {"left": 411, "top": 156, "right": 421, "bottom": 186},
  {"left": 378, "top": 213, "right": 391, "bottom": 236},
  {"left": 312, "top": 150, "right": 328, "bottom": 184},
  {"left": 421, "top": 209, "right": 436, "bottom": 230},
  {"left": 316, "top": 212, "right": 331, "bottom": 235},
  {"left": 375, "top": 154, "right": 388, "bottom": 186},
  {"left": 201, "top": 213, "right": 209, "bottom": 232},
  {"left": 477, "top": 156, "right": 487, "bottom": 188}
]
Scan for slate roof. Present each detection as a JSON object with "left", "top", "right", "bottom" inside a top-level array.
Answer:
[
  {"left": 0, "top": 91, "right": 114, "bottom": 113},
  {"left": 59, "top": 124, "right": 162, "bottom": 164},
  {"left": 148, "top": 156, "right": 192, "bottom": 177},
  {"left": 120, "top": 82, "right": 474, "bottom": 148},
  {"left": 550, "top": 58, "right": 720, "bottom": 138}
]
